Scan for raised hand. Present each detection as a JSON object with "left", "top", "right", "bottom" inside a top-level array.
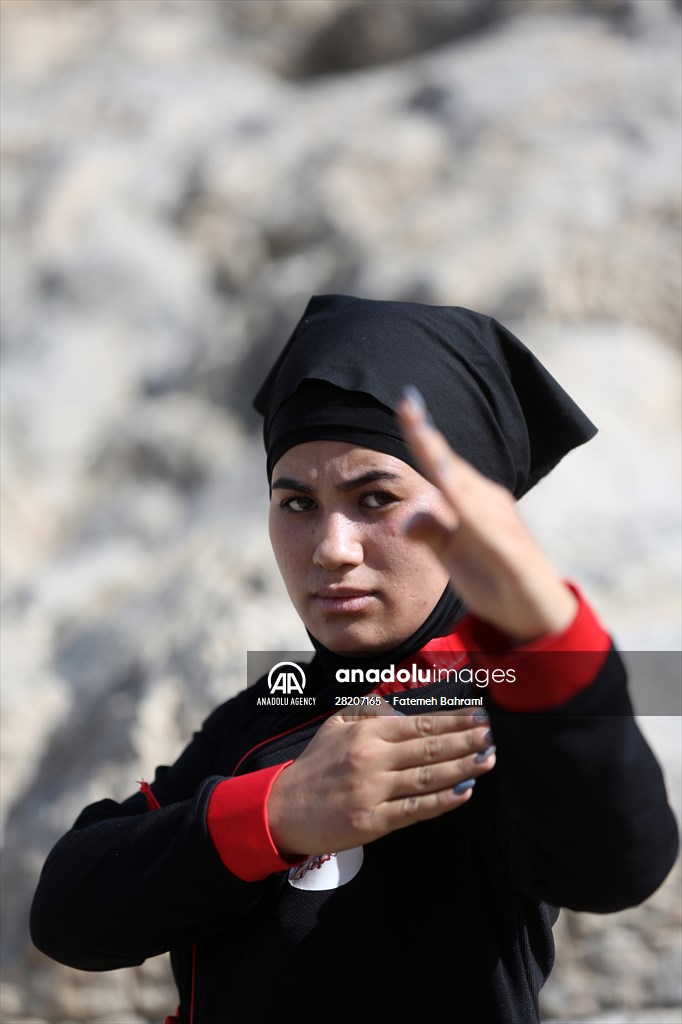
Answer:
[{"left": 397, "top": 388, "right": 578, "bottom": 645}]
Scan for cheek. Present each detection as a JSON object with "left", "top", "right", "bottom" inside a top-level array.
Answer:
[
  {"left": 268, "top": 513, "right": 312, "bottom": 594},
  {"left": 393, "top": 536, "right": 444, "bottom": 581},
  {"left": 268, "top": 514, "right": 294, "bottom": 575},
  {"left": 374, "top": 501, "right": 451, "bottom": 582},
  {"left": 370, "top": 517, "right": 438, "bottom": 577}
]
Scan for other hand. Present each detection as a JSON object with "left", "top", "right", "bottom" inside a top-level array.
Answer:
[{"left": 267, "top": 703, "right": 495, "bottom": 858}]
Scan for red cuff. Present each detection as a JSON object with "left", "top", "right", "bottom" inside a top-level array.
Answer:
[
  {"left": 207, "top": 762, "right": 305, "bottom": 882},
  {"left": 457, "top": 583, "right": 611, "bottom": 711}
]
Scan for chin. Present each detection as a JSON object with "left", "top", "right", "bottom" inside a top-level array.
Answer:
[{"left": 311, "top": 621, "right": 398, "bottom": 656}]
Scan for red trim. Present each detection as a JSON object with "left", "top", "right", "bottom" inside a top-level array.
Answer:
[
  {"left": 138, "top": 780, "right": 162, "bottom": 811},
  {"left": 367, "top": 583, "right": 610, "bottom": 711},
  {"left": 207, "top": 762, "right": 306, "bottom": 881},
  {"left": 460, "top": 583, "right": 611, "bottom": 711},
  {"left": 230, "top": 713, "right": 331, "bottom": 776}
]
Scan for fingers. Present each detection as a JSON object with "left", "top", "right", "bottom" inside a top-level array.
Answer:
[
  {"left": 333, "top": 707, "right": 495, "bottom": 792},
  {"left": 389, "top": 722, "right": 493, "bottom": 771},
  {"left": 355, "top": 708, "right": 490, "bottom": 742},
  {"left": 377, "top": 778, "right": 481, "bottom": 832},
  {"left": 332, "top": 705, "right": 488, "bottom": 738},
  {"left": 285, "top": 709, "right": 496, "bottom": 851},
  {"left": 340, "top": 732, "right": 496, "bottom": 844},
  {"left": 397, "top": 389, "right": 467, "bottom": 500},
  {"left": 389, "top": 742, "right": 496, "bottom": 798},
  {"left": 397, "top": 389, "right": 511, "bottom": 518}
]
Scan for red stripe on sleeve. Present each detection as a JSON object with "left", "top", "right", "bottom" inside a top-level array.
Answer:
[
  {"left": 457, "top": 583, "right": 611, "bottom": 711},
  {"left": 207, "top": 761, "right": 306, "bottom": 882},
  {"left": 138, "top": 780, "right": 162, "bottom": 811}
]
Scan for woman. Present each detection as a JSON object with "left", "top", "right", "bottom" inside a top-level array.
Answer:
[{"left": 31, "top": 295, "right": 678, "bottom": 1024}]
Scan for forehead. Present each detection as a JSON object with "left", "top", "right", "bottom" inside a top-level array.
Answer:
[{"left": 271, "top": 441, "right": 416, "bottom": 486}]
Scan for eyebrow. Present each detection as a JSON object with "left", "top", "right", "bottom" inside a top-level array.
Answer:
[{"left": 271, "top": 470, "right": 403, "bottom": 494}]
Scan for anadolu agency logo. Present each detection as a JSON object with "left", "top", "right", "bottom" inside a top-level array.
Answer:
[{"left": 255, "top": 662, "right": 317, "bottom": 708}]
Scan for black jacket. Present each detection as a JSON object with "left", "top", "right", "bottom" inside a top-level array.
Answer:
[{"left": 30, "top": 642, "right": 679, "bottom": 1024}]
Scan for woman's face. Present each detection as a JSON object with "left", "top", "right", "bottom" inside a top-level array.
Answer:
[{"left": 269, "top": 441, "right": 454, "bottom": 653}]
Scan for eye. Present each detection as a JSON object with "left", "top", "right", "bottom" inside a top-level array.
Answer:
[
  {"left": 280, "top": 495, "right": 316, "bottom": 513},
  {"left": 360, "top": 491, "right": 398, "bottom": 509}
]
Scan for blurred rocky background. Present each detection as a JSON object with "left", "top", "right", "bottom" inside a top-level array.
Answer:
[{"left": 1, "top": 0, "right": 680, "bottom": 1021}]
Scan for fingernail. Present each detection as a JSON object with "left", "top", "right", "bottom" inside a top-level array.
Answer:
[
  {"left": 474, "top": 745, "right": 496, "bottom": 763},
  {"left": 484, "top": 729, "right": 493, "bottom": 744},
  {"left": 453, "top": 778, "right": 476, "bottom": 795},
  {"left": 473, "top": 708, "right": 489, "bottom": 722},
  {"left": 403, "top": 385, "right": 435, "bottom": 426}
]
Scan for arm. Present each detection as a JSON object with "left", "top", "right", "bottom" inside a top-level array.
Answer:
[
  {"left": 488, "top": 648, "right": 679, "bottom": 912},
  {"left": 463, "top": 598, "right": 680, "bottom": 912},
  {"left": 29, "top": 693, "right": 291, "bottom": 970},
  {"left": 397, "top": 390, "right": 679, "bottom": 911}
]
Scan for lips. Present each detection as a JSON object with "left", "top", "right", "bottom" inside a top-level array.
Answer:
[
  {"left": 312, "top": 587, "right": 376, "bottom": 614},
  {"left": 314, "top": 588, "right": 373, "bottom": 599}
]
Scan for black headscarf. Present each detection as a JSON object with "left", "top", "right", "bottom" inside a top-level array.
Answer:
[
  {"left": 252, "top": 294, "right": 597, "bottom": 664},
  {"left": 253, "top": 294, "right": 597, "bottom": 496}
]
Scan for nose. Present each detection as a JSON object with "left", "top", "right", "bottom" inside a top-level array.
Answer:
[{"left": 313, "top": 512, "right": 364, "bottom": 571}]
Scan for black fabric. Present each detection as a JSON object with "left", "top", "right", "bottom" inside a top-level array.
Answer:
[
  {"left": 253, "top": 294, "right": 597, "bottom": 496},
  {"left": 265, "top": 379, "right": 423, "bottom": 482},
  {"left": 30, "top": 648, "right": 680, "bottom": 1024}
]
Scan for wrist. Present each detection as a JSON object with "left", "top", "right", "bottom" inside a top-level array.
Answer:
[
  {"left": 505, "top": 579, "right": 579, "bottom": 646},
  {"left": 266, "top": 764, "right": 309, "bottom": 860},
  {"left": 207, "top": 762, "right": 306, "bottom": 881}
]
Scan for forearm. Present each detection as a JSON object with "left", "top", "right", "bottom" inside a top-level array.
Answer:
[
  {"left": 485, "top": 649, "right": 679, "bottom": 911},
  {"left": 30, "top": 777, "right": 267, "bottom": 969}
]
